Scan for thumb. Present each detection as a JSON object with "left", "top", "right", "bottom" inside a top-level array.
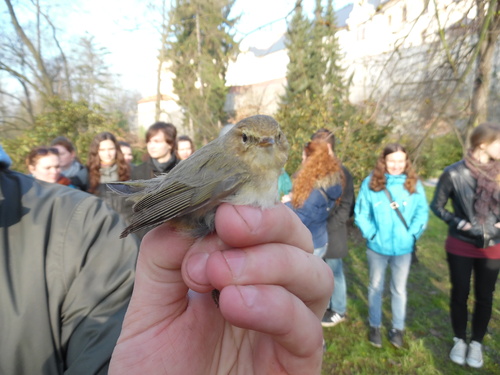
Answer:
[{"left": 121, "top": 224, "right": 195, "bottom": 333}]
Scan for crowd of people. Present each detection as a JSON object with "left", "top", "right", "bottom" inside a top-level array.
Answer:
[
  {"left": 1, "top": 118, "right": 499, "bottom": 373},
  {"left": 281, "top": 123, "right": 499, "bottom": 369}
]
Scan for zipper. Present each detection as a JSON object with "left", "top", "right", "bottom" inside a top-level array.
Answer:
[{"left": 482, "top": 223, "right": 487, "bottom": 248}]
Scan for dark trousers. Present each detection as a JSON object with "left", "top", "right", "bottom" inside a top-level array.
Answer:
[{"left": 446, "top": 252, "right": 500, "bottom": 342}]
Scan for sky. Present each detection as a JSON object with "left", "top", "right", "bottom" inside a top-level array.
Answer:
[{"left": 12, "top": 0, "right": 353, "bottom": 98}]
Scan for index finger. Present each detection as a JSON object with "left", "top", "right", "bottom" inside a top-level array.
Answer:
[{"left": 215, "top": 203, "right": 313, "bottom": 253}]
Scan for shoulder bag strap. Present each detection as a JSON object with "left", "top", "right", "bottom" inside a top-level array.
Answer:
[{"left": 383, "top": 188, "right": 409, "bottom": 230}]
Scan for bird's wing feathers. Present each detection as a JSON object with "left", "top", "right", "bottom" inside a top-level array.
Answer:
[
  {"left": 119, "top": 172, "right": 248, "bottom": 237},
  {"left": 107, "top": 176, "right": 167, "bottom": 202},
  {"left": 112, "top": 139, "right": 252, "bottom": 236}
]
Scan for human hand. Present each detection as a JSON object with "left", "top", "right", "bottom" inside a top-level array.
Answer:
[
  {"left": 462, "top": 222, "right": 472, "bottom": 231},
  {"left": 495, "top": 222, "right": 500, "bottom": 229},
  {"left": 109, "top": 203, "right": 333, "bottom": 375},
  {"left": 281, "top": 194, "right": 291, "bottom": 203}
]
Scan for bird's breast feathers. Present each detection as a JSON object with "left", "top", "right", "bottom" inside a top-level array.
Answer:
[{"left": 223, "top": 171, "right": 280, "bottom": 208}]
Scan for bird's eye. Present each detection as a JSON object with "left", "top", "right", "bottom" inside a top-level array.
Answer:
[{"left": 242, "top": 133, "right": 248, "bottom": 143}]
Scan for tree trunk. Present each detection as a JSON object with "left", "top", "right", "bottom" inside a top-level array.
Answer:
[
  {"left": 4, "top": 0, "right": 55, "bottom": 99},
  {"left": 465, "top": 0, "right": 500, "bottom": 146}
]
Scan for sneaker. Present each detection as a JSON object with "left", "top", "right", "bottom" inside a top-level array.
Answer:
[
  {"left": 321, "top": 310, "right": 333, "bottom": 326},
  {"left": 466, "top": 341, "right": 484, "bottom": 368},
  {"left": 369, "top": 327, "right": 382, "bottom": 348},
  {"left": 388, "top": 328, "right": 404, "bottom": 348},
  {"left": 321, "top": 310, "right": 346, "bottom": 327},
  {"left": 449, "top": 337, "right": 467, "bottom": 365}
]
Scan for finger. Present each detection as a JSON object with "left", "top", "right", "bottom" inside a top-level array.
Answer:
[
  {"left": 182, "top": 203, "right": 315, "bottom": 293},
  {"left": 215, "top": 203, "right": 314, "bottom": 254},
  {"left": 205, "top": 245, "right": 333, "bottom": 317},
  {"left": 219, "top": 284, "right": 323, "bottom": 372},
  {"left": 182, "top": 232, "right": 230, "bottom": 293},
  {"left": 123, "top": 224, "right": 196, "bottom": 331}
]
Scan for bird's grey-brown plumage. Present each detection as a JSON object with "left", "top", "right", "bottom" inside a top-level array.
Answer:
[{"left": 109, "top": 115, "right": 289, "bottom": 238}]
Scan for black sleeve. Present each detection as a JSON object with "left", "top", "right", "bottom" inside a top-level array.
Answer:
[{"left": 430, "top": 169, "right": 462, "bottom": 228}]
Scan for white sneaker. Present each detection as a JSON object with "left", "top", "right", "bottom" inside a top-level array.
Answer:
[
  {"left": 449, "top": 337, "right": 467, "bottom": 365},
  {"left": 466, "top": 341, "right": 484, "bottom": 368}
]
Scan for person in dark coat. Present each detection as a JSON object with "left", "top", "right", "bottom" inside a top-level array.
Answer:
[
  {"left": 431, "top": 122, "right": 500, "bottom": 368},
  {"left": 132, "top": 122, "right": 180, "bottom": 180},
  {"left": 0, "top": 144, "right": 139, "bottom": 374},
  {"left": 284, "top": 140, "right": 343, "bottom": 258},
  {"left": 312, "top": 128, "right": 355, "bottom": 328},
  {"left": 1, "top": 144, "right": 333, "bottom": 375}
]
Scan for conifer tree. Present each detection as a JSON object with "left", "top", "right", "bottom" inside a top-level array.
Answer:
[
  {"left": 277, "top": 0, "right": 347, "bottom": 173},
  {"left": 166, "top": 0, "right": 238, "bottom": 142},
  {"left": 276, "top": 0, "right": 387, "bottom": 181}
]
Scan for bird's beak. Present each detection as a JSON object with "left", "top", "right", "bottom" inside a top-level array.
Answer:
[{"left": 259, "top": 137, "right": 275, "bottom": 147}]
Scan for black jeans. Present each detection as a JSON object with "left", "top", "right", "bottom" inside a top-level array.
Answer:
[{"left": 446, "top": 252, "right": 500, "bottom": 342}]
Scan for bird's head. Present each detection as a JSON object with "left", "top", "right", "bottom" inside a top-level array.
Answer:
[{"left": 225, "top": 115, "right": 289, "bottom": 172}]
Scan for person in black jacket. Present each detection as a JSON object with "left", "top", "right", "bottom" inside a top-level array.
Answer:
[
  {"left": 312, "top": 129, "right": 355, "bottom": 328},
  {"left": 431, "top": 122, "right": 500, "bottom": 368},
  {"left": 132, "top": 122, "right": 180, "bottom": 180},
  {"left": 0, "top": 144, "right": 139, "bottom": 375}
]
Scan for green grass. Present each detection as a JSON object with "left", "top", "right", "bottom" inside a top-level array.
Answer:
[{"left": 322, "top": 187, "right": 500, "bottom": 374}]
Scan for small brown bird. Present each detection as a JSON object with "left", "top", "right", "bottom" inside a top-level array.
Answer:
[{"left": 109, "top": 115, "right": 289, "bottom": 239}]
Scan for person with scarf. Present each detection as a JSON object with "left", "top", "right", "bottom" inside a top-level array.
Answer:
[
  {"left": 26, "top": 146, "right": 76, "bottom": 188},
  {"left": 50, "top": 136, "right": 88, "bottom": 190},
  {"left": 132, "top": 122, "right": 179, "bottom": 180},
  {"left": 87, "top": 132, "right": 133, "bottom": 225},
  {"left": 431, "top": 122, "right": 500, "bottom": 369}
]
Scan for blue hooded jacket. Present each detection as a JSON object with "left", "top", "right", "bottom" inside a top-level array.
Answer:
[
  {"left": 354, "top": 173, "right": 428, "bottom": 256},
  {"left": 287, "top": 184, "right": 342, "bottom": 249}
]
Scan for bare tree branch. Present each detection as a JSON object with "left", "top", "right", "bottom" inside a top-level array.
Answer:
[{"left": 4, "top": 0, "right": 55, "bottom": 98}]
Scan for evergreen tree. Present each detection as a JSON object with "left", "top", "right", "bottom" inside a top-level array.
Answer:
[
  {"left": 279, "top": 1, "right": 312, "bottom": 104},
  {"left": 166, "top": 0, "right": 238, "bottom": 142},
  {"left": 277, "top": 0, "right": 345, "bottom": 174},
  {"left": 276, "top": 0, "right": 389, "bottom": 180},
  {"left": 276, "top": 0, "right": 314, "bottom": 173},
  {"left": 319, "top": 0, "right": 346, "bottom": 101}
]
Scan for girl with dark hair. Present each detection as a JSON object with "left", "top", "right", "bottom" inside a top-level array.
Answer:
[
  {"left": 355, "top": 143, "right": 428, "bottom": 349},
  {"left": 431, "top": 122, "right": 500, "bottom": 368},
  {"left": 87, "top": 132, "right": 132, "bottom": 223},
  {"left": 176, "top": 135, "right": 195, "bottom": 160},
  {"left": 26, "top": 146, "right": 75, "bottom": 187},
  {"left": 285, "top": 140, "right": 343, "bottom": 258}
]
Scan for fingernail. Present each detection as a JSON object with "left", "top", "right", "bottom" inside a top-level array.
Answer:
[
  {"left": 222, "top": 250, "right": 246, "bottom": 279},
  {"left": 234, "top": 205, "right": 262, "bottom": 233},
  {"left": 186, "top": 253, "right": 209, "bottom": 285},
  {"left": 238, "top": 285, "right": 258, "bottom": 308}
]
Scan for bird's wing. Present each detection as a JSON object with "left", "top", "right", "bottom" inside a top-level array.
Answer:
[{"left": 119, "top": 173, "right": 248, "bottom": 237}]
